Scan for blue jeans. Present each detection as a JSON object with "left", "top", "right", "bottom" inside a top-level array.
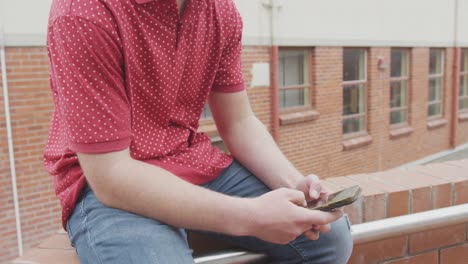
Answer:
[{"left": 67, "top": 161, "right": 353, "bottom": 264}]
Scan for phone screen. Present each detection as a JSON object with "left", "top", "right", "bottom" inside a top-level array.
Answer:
[{"left": 307, "top": 185, "right": 361, "bottom": 211}]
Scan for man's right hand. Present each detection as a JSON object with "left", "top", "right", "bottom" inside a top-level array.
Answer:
[{"left": 244, "top": 188, "right": 343, "bottom": 244}]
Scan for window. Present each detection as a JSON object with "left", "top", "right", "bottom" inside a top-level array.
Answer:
[
  {"left": 390, "top": 49, "right": 410, "bottom": 126},
  {"left": 343, "top": 49, "right": 367, "bottom": 135},
  {"left": 428, "top": 49, "right": 444, "bottom": 118},
  {"left": 460, "top": 49, "right": 468, "bottom": 112},
  {"left": 200, "top": 103, "right": 212, "bottom": 119},
  {"left": 278, "top": 49, "right": 310, "bottom": 109}
]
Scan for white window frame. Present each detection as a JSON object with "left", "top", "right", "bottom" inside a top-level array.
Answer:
[{"left": 342, "top": 48, "right": 368, "bottom": 137}]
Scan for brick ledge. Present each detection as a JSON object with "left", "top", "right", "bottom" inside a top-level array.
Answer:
[
  {"left": 389, "top": 126, "right": 414, "bottom": 139},
  {"left": 11, "top": 159, "right": 468, "bottom": 264},
  {"left": 279, "top": 109, "right": 319, "bottom": 125},
  {"left": 427, "top": 118, "right": 448, "bottom": 129},
  {"left": 459, "top": 111, "right": 468, "bottom": 122},
  {"left": 342, "top": 134, "right": 373, "bottom": 151}
]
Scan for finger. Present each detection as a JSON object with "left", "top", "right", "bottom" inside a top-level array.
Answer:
[
  {"left": 284, "top": 189, "right": 307, "bottom": 207},
  {"left": 334, "top": 207, "right": 345, "bottom": 213},
  {"left": 310, "top": 189, "right": 320, "bottom": 200},
  {"left": 306, "top": 209, "right": 344, "bottom": 225},
  {"left": 317, "top": 224, "right": 331, "bottom": 234},
  {"left": 311, "top": 223, "right": 331, "bottom": 234},
  {"left": 304, "top": 230, "right": 320, "bottom": 240},
  {"left": 305, "top": 175, "right": 322, "bottom": 200},
  {"left": 320, "top": 185, "right": 331, "bottom": 196}
]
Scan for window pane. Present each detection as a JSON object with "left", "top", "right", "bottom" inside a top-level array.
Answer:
[
  {"left": 390, "top": 109, "right": 407, "bottom": 125},
  {"left": 390, "top": 80, "right": 407, "bottom": 108},
  {"left": 459, "top": 97, "right": 468, "bottom": 111},
  {"left": 343, "top": 84, "right": 365, "bottom": 115},
  {"left": 343, "top": 49, "right": 366, "bottom": 81},
  {"left": 343, "top": 116, "right": 365, "bottom": 134},
  {"left": 460, "top": 75, "right": 467, "bottom": 97},
  {"left": 391, "top": 50, "right": 408, "bottom": 77},
  {"left": 429, "top": 49, "right": 444, "bottom": 75},
  {"left": 461, "top": 49, "right": 467, "bottom": 72},
  {"left": 428, "top": 103, "right": 441, "bottom": 117},
  {"left": 200, "top": 103, "right": 212, "bottom": 119},
  {"left": 280, "top": 88, "right": 306, "bottom": 108},
  {"left": 429, "top": 78, "right": 442, "bottom": 101},
  {"left": 279, "top": 50, "right": 307, "bottom": 86}
]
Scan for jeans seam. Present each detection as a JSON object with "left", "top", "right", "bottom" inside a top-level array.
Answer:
[
  {"left": 66, "top": 221, "right": 75, "bottom": 247},
  {"left": 287, "top": 239, "right": 307, "bottom": 263},
  {"left": 80, "top": 194, "right": 105, "bottom": 264},
  {"left": 344, "top": 214, "right": 352, "bottom": 232}
]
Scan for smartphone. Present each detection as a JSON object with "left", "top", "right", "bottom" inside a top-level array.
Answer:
[{"left": 307, "top": 185, "right": 362, "bottom": 211}]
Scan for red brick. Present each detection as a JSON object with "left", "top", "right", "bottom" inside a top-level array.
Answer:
[
  {"left": 454, "top": 181, "right": 468, "bottom": 205},
  {"left": 349, "top": 236, "right": 408, "bottom": 264},
  {"left": 361, "top": 193, "right": 387, "bottom": 222},
  {"left": 409, "top": 163, "right": 468, "bottom": 183},
  {"left": 372, "top": 170, "right": 449, "bottom": 215},
  {"left": 432, "top": 183, "right": 452, "bottom": 208},
  {"left": 411, "top": 187, "right": 432, "bottom": 213},
  {"left": 440, "top": 243, "right": 468, "bottom": 264},
  {"left": 383, "top": 251, "right": 438, "bottom": 264},
  {"left": 388, "top": 191, "right": 410, "bottom": 217},
  {"left": 409, "top": 224, "right": 466, "bottom": 254},
  {"left": 375, "top": 169, "right": 446, "bottom": 189},
  {"left": 351, "top": 172, "right": 410, "bottom": 217}
]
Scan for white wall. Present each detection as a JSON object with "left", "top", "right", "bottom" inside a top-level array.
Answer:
[
  {"left": 0, "top": 0, "right": 467, "bottom": 47},
  {"left": 237, "top": 0, "right": 468, "bottom": 47},
  {"left": 0, "top": 0, "right": 52, "bottom": 46},
  {"left": 458, "top": 0, "right": 468, "bottom": 46}
]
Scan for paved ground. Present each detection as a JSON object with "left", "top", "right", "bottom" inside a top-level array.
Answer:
[{"left": 426, "top": 147, "right": 468, "bottom": 163}]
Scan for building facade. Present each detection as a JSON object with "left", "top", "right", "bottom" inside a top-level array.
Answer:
[{"left": 1, "top": 0, "right": 468, "bottom": 262}]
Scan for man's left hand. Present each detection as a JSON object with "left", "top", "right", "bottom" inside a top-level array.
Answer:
[
  {"left": 295, "top": 174, "right": 332, "bottom": 240},
  {"left": 295, "top": 174, "right": 329, "bottom": 202}
]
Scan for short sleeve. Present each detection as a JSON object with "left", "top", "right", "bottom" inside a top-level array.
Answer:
[
  {"left": 211, "top": 7, "right": 245, "bottom": 93},
  {"left": 48, "top": 16, "right": 131, "bottom": 153}
]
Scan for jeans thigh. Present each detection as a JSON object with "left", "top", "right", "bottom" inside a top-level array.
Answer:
[
  {"left": 202, "top": 160, "right": 271, "bottom": 197},
  {"left": 67, "top": 187, "right": 194, "bottom": 264}
]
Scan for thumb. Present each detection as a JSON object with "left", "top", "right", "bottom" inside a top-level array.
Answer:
[{"left": 284, "top": 189, "right": 307, "bottom": 207}]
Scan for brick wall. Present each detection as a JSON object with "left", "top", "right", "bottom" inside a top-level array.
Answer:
[
  {"left": 337, "top": 159, "right": 468, "bottom": 264},
  {"left": 246, "top": 46, "right": 466, "bottom": 178},
  {"left": 0, "top": 48, "right": 61, "bottom": 263},
  {"left": 241, "top": 46, "right": 272, "bottom": 129},
  {"left": 0, "top": 45, "right": 467, "bottom": 262},
  {"left": 0, "top": 51, "right": 17, "bottom": 263}
]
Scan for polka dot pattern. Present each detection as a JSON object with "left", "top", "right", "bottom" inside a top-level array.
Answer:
[{"left": 44, "top": 0, "right": 245, "bottom": 228}]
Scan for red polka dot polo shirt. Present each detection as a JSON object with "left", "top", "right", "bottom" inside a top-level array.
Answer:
[{"left": 45, "top": 0, "right": 245, "bottom": 228}]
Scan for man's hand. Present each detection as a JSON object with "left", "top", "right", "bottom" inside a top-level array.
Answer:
[
  {"left": 245, "top": 188, "right": 343, "bottom": 244},
  {"left": 295, "top": 174, "right": 329, "bottom": 201},
  {"left": 294, "top": 175, "right": 334, "bottom": 240}
]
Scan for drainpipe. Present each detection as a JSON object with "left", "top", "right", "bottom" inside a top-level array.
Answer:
[
  {"left": 271, "top": 47, "right": 279, "bottom": 142},
  {"left": 1, "top": 30, "right": 23, "bottom": 256},
  {"left": 450, "top": 0, "right": 460, "bottom": 148},
  {"left": 264, "top": 0, "right": 280, "bottom": 142}
]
